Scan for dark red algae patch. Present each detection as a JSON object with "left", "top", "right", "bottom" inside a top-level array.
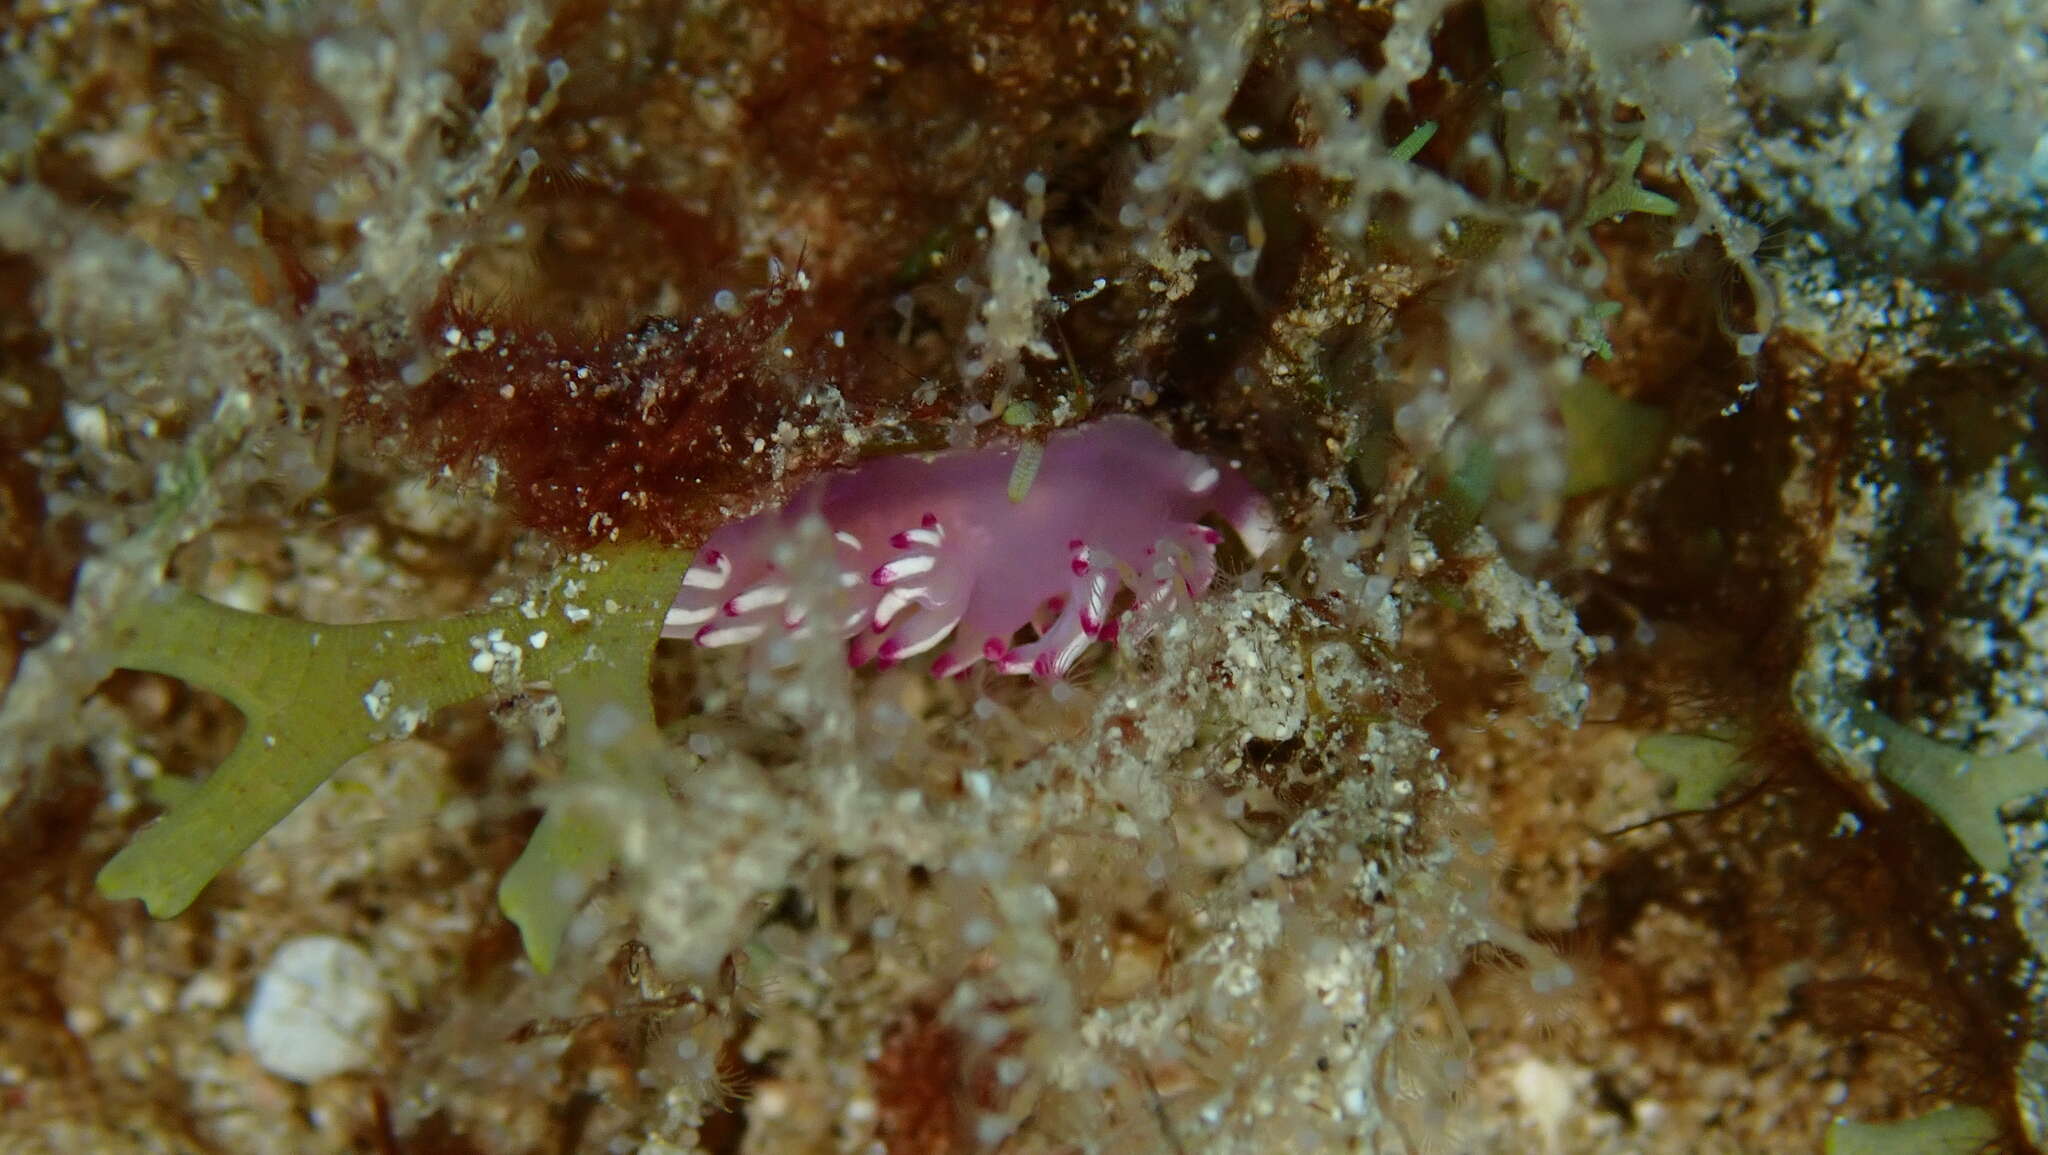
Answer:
[{"left": 366, "top": 273, "right": 875, "bottom": 549}]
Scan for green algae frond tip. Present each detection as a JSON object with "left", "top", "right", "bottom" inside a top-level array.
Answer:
[
  {"left": 1634, "top": 731, "right": 1748, "bottom": 811},
  {"left": 1824, "top": 1105, "right": 1999, "bottom": 1155},
  {"left": 1852, "top": 708, "right": 2048, "bottom": 877},
  {"left": 1560, "top": 379, "right": 1671, "bottom": 496}
]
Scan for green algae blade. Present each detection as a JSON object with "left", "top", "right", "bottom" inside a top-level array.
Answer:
[{"left": 96, "top": 543, "right": 691, "bottom": 971}]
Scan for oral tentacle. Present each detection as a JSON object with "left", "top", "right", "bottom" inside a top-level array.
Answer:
[
  {"left": 1000, "top": 547, "right": 1116, "bottom": 680},
  {"left": 868, "top": 605, "right": 967, "bottom": 669},
  {"left": 667, "top": 541, "right": 782, "bottom": 641},
  {"left": 928, "top": 644, "right": 981, "bottom": 679},
  {"left": 695, "top": 618, "right": 770, "bottom": 648}
]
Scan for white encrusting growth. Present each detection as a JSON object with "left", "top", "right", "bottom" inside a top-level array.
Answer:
[{"left": 245, "top": 936, "right": 389, "bottom": 1084}]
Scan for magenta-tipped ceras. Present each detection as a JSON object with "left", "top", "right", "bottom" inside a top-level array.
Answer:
[{"left": 662, "top": 415, "right": 1276, "bottom": 680}]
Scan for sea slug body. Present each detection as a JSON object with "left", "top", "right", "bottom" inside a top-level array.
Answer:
[{"left": 663, "top": 415, "right": 1276, "bottom": 680}]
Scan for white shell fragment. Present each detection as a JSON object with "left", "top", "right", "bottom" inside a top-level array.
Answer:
[{"left": 245, "top": 935, "right": 389, "bottom": 1083}]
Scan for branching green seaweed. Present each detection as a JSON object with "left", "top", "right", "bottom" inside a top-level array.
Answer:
[
  {"left": 95, "top": 543, "right": 692, "bottom": 972},
  {"left": 1851, "top": 707, "right": 2048, "bottom": 877}
]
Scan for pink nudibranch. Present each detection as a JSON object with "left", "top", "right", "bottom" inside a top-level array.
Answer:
[{"left": 663, "top": 415, "right": 1276, "bottom": 680}]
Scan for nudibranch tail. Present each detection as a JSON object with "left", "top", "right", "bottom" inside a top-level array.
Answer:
[{"left": 663, "top": 415, "right": 1272, "bottom": 680}]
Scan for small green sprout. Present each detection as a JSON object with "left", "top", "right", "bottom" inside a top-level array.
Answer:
[
  {"left": 1574, "top": 299, "right": 1625, "bottom": 361},
  {"left": 1000, "top": 400, "right": 1040, "bottom": 427},
  {"left": 95, "top": 542, "right": 692, "bottom": 972},
  {"left": 1390, "top": 120, "right": 1438, "bottom": 163},
  {"left": 1583, "top": 138, "right": 1681, "bottom": 223}
]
